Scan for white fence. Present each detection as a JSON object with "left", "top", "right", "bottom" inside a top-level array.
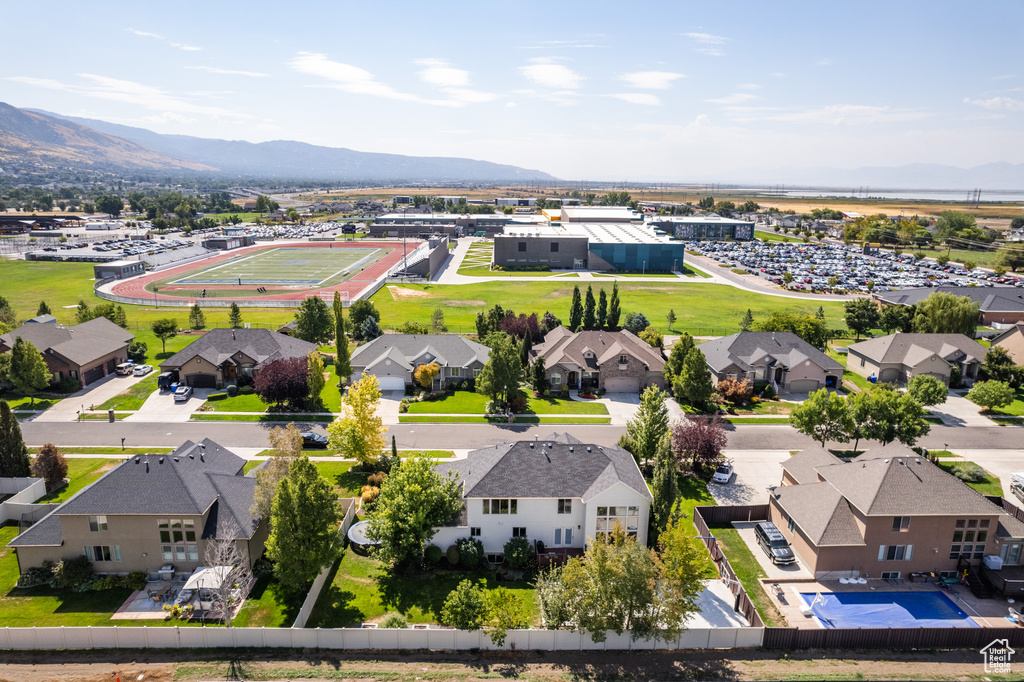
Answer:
[
  {"left": 0, "top": 478, "right": 47, "bottom": 524},
  {"left": 0, "top": 626, "right": 763, "bottom": 651},
  {"left": 291, "top": 501, "right": 358, "bottom": 629}
]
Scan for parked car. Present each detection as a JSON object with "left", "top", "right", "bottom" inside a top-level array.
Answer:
[
  {"left": 115, "top": 362, "right": 135, "bottom": 375},
  {"left": 132, "top": 364, "right": 153, "bottom": 376},
  {"left": 173, "top": 385, "right": 194, "bottom": 402},
  {"left": 301, "top": 432, "right": 329, "bottom": 449},
  {"left": 712, "top": 462, "right": 734, "bottom": 484},
  {"left": 158, "top": 371, "right": 179, "bottom": 391},
  {"left": 754, "top": 521, "right": 796, "bottom": 565}
]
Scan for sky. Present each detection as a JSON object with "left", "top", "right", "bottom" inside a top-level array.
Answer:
[{"left": 3, "top": 0, "right": 1023, "bottom": 182}]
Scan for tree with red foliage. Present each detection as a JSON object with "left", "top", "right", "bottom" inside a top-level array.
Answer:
[
  {"left": 498, "top": 313, "right": 542, "bottom": 342},
  {"left": 253, "top": 357, "right": 310, "bottom": 408},
  {"left": 32, "top": 443, "right": 68, "bottom": 491},
  {"left": 716, "top": 378, "right": 753, "bottom": 405},
  {"left": 671, "top": 414, "right": 728, "bottom": 473}
]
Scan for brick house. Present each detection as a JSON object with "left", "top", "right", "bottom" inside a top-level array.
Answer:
[
  {"left": 873, "top": 286, "right": 1024, "bottom": 326},
  {"left": 846, "top": 333, "right": 988, "bottom": 386},
  {"left": 160, "top": 328, "right": 317, "bottom": 389},
  {"left": 698, "top": 331, "right": 842, "bottom": 393},
  {"left": 0, "top": 317, "right": 134, "bottom": 388},
  {"left": 530, "top": 327, "right": 666, "bottom": 393},
  {"left": 349, "top": 334, "right": 490, "bottom": 392}
]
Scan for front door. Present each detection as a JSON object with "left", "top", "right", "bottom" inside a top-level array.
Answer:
[
  {"left": 553, "top": 528, "right": 573, "bottom": 547},
  {"left": 567, "top": 371, "right": 579, "bottom": 389}
]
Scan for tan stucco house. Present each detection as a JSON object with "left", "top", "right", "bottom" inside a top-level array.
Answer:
[
  {"left": 698, "top": 331, "right": 842, "bottom": 393},
  {"left": 530, "top": 327, "right": 666, "bottom": 393},
  {"left": 7, "top": 439, "right": 267, "bottom": 577},
  {"left": 992, "top": 323, "right": 1024, "bottom": 364},
  {"left": 0, "top": 316, "right": 134, "bottom": 388},
  {"left": 846, "top": 332, "right": 988, "bottom": 386},
  {"left": 160, "top": 328, "right": 317, "bottom": 389},
  {"left": 349, "top": 334, "right": 490, "bottom": 392}
]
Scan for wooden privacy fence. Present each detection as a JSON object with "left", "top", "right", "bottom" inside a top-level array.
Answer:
[
  {"left": 691, "top": 505, "right": 766, "bottom": 628},
  {"left": 764, "top": 626, "right": 1024, "bottom": 650}
]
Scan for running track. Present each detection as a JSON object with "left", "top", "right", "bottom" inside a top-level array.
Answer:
[{"left": 109, "top": 240, "right": 421, "bottom": 303}]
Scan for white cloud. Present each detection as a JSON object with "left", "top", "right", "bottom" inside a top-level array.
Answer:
[
  {"left": 415, "top": 58, "right": 469, "bottom": 87},
  {"left": 515, "top": 39, "right": 603, "bottom": 50},
  {"left": 609, "top": 93, "right": 660, "bottom": 106},
  {"left": 684, "top": 32, "right": 728, "bottom": 56},
  {"left": 618, "top": 71, "right": 684, "bottom": 90},
  {"left": 771, "top": 72, "right": 786, "bottom": 78},
  {"left": 964, "top": 96, "right": 1024, "bottom": 112},
  {"left": 126, "top": 28, "right": 200, "bottom": 52},
  {"left": 520, "top": 59, "right": 584, "bottom": 89},
  {"left": 706, "top": 93, "right": 759, "bottom": 105},
  {"left": 990, "top": 74, "right": 1017, "bottom": 81},
  {"left": 6, "top": 74, "right": 254, "bottom": 119},
  {"left": 186, "top": 65, "right": 269, "bottom": 78},
  {"left": 814, "top": 58, "right": 832, "bottom": 67},
  {"left": 505, "top": 102, "right": 517, "bottom": 108},
  {"left": 728, "top": 104, "right": 932, "bottom": 125}
]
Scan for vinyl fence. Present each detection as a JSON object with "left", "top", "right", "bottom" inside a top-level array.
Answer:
[
  {"left": 291, "top": 500, "right": 358, "bottom": 629},
  {"left": 0, "top": 478, "right": 48, "bottom": 525},
  {"left": 0, "top": 625, "right": 763, "bottom": 651}
]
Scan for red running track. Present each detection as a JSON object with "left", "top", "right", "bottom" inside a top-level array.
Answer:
[{"left": 109, "top": 241, "right": 421, "bottom": 303}]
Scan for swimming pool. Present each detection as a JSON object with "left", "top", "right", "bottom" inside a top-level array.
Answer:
[{"left": 800, "top": 591, "right": 979, "bottom": 629}]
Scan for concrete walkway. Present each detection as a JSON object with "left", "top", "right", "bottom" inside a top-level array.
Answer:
[{"left": 34, "top": 373, "right": 149, "bottom": 422}]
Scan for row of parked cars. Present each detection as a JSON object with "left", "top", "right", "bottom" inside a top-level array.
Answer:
[
  {"left": 242, "top": 222, "right": 339, "bottom": 240},
  {"left": 693, "top": 240, "right": 1017, "bottom": 293},
  {"left": 89, "top": 237, "right": 193, "bottom": 256}
]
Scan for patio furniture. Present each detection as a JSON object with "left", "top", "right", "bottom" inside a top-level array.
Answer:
[{"left": 1010, "top": 607, "right": 1024, "bottom": 625}]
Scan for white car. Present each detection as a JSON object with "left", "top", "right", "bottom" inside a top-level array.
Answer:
[
  {"left": 173, "top": 385, "right": 194, "bottom": 402},
  {"left": 132, "top": 364, "right": 153, "bottom": 376},
  {"left": 712, "top": 462, "right": 733, "bottom": 484}
]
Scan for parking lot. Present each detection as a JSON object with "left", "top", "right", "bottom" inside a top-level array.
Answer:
[
  {"left": 240, "top": 221, "right": 340, "bottom": 240},
  {"left": 691, "top": 240, "right": 1024, "bottom": 293}
]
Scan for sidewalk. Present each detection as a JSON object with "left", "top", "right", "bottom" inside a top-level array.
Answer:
[{"left": 34, "top": 373, "right": 149, "bottom": 422}]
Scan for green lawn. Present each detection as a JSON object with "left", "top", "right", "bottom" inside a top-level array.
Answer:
[
  {"left": 306, "top": 548, "right": 538, "bottom": 628},
  {"left": 722, "top": 417, "right": 792, "bottom": 424},
  {"left": 399, "top": 415, "right": 611, "bottom": 424},
  {"left": 937, "top": 460, "right": 1003, "bottom": 497},
  {"left": 56, "top": 447, "right": 174, "bottom": 455},
  {"left": 203, "top": 392, "right": 269, "bottom": 412},
  {"left": 0, "top": 261, "right": 98, "bottom": 319},
  {"left": 525, "top": 397, "right": 608, "bottom": 415},
  {"left": 990, "top": 388, "right": 1024, "bottom": 417},
  {"left": 755, "top": 230, "right": 806, "bottom": 243},
  {"left": 708, "top": 526, "right": 787, "bottom": 627},
  {"left": 405, "top": 391, "right": 607, "bottom": 415},
  {"left": 96, "top": 374, "right": 159, "bottom": 411},
  {"left": 190, "top": 413, "right": 334, "bottom": 423},
  {"left": 37, "top": 458, "right": 121, "bottom": 504},
  {"left": 724, "top": 400, "right": 794, "bottom": 416},
  {"left": 0, "top": 393, "right": 63, "bottom": 410},
  {"left": 0, "top": 523, "right": 131, "bottom": 626},
  {"left": 313, "top": 461, "right": 366, "bottom": 497},
  {"left": 231, "top": 575, "right": 303, "bottom": 628}
]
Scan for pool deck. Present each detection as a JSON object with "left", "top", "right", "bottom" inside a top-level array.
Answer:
[{"left": 764, "top": 577, "right": 1020, "bottom": 629}]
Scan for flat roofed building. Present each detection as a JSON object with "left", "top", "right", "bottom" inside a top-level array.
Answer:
[
  {"left": 648, "top": 214, "right": 755, "bottom": 240},
  {"left": 494, "top": 222, "right": 685, "bottom": 272},
  {"left": 560, "top": 206, "right": 641, "bottom": 223},
  {"left": 93, "top": 259, "right": 145, "bottom": 280}
]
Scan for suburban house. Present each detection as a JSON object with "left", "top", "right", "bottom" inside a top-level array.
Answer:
[
  {"left": 349, "top": 334, "right": 490, "bottom": 391},
  {"left": 697, "top": 331, "right": 842, "bottom": 393},
  {"left": 769, "top": 444, "right": 1024, "bottom": 586},
  {"left": 7, "top": 439, "right": 267, "bottom": 577},
  {"left": 0, "top": 317, "right": 134, "bottom": 388},
  {"left": 159, "top": 328, "right": 317, "bottom": 389},
  {"left": 431, "top": 433, "right": 652, "bottom": 559},
  {"left": 992, "top": 323, "right": 1024, "bottom": 364},
  {"left": 846, "top": 332, "right": 988, "bottom": 386},
  {"left": 873, "top": 286, "right": 1024, "bottom": 326},
  {"left": 530, "top": 327, "right": 666, "bottom": 393}
]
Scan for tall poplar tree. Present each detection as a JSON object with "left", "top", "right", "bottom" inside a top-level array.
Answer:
[
  {"left": 583, "top": 285, "right": 596, "bottom": 330},
  {"left": 608, "top": 282, "right": 622, "bottom": 330},
  {"left": 568, "top": 285, "right": 583, "bottom": 330},
  {"left": 333, "top": 291, "right": 351, "bottom": 383},
  {"left": 596, "top": 289, "right": 608, "bottom": 329}
]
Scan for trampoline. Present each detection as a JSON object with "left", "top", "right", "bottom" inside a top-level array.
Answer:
[
  {"left": 800, "top": 591, "right": 978, "bottom": 629},
  {"left": 347, "top": 520, "right": 380, "bottom": 552}
]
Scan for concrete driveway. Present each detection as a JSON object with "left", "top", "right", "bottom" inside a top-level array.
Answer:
[
  {"left": 930, "top": 393, "right": 992, "bottom": 427},
  {"left": 957, "top": 449, "right": 1024, "bottom": 499},
  {"left": 595, "top": 392, "right": 640, "bottom": 425},
  {"left": 377, "top": 390, "right": 404, "bottom": 425},
  {"left": 708, "top": 450, "right": 791, "bottom": 505},
  {"left": 35, "top": 373, "right": 148, "bottom": 422},
  {"left": 126, "top": 388, "right": 215, "bottom": 422},
  {"left": 733, "top": 522, "right": 814, "bottom": 580}
]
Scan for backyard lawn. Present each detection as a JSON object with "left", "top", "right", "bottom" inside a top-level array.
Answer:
[
  {"left": 231, "top": 574, "right": 303, "bottom": 628},
  {"left": 97, "top": 374, "right": 160, "bottom": 411},
  {"left": 306, "top": 548, "right": 538, "bottom": 628},
  {"left": 708, "top": 526, "right": 787, "bottom": 627},
  {"left": 37, "top": 458, "right": 121, "bottom": 504}
]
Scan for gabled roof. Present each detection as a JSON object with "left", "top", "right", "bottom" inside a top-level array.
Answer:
[
  {"left": 350, "top": 334, "right": 489, "bottom": 370},
  {"left": 773, "top": 482, "right": 865, "bottom": 546},
  {"left": 781, "top": 446, "right": 843, "bottom": 485},
  {"left": 876, "top": 286, "right": 1024, "bottom": 313},
  {"left": 435, "top": 434, "right": 651, "bottom": 502},
  {"left": 8, "top": 439, "right": 259, "bottom": 549},
  {"left": 532, "top": 329, "right": 664, "bottom": 372},
  {"left": 847, "top": 333, "right": 988, "bottom": 366},
  {"left": 698, "top": 332, "right": 841, "bottom": 375},
  {"left": 0, "top": 317, "right": 133, "bottom": 366},
  {"left": 160, "top": 328, "right": 317, "bottom": 369}
]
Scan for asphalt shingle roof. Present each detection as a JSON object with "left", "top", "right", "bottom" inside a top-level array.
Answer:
[
  {"left": 699, "top": 332, "right": 841, "bottom": 375},
  {"left": 351, "top": 334, "right": 489, "bottom": 370},
  {"left": 0, "top": 317, "right": 133, "bottom": 366},
  {"left": 532, "top": 328, "right": 665, "bottom": 372},
  {"left": 781, "top": 446, "right": 842, "bottom": 485},
  {"left": 847, "top": 333, "right": 988, "bottom": 366},
  {"left": 160, "top": 328, "right": 317, "bottom": 370},
  {"left": 773, "top": 482, "right": 865, "bottom": 546},
  {"left": 875, "top": 286, "right": 1024, "bottom": 312}
]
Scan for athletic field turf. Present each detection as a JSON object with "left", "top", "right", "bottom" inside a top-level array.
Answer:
[{"left": 169, "top": 247, "right": 385, "bottom": 287}]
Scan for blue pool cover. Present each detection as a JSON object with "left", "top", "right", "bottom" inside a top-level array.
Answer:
[{"left": 800, "top": 591, "right": 979, "bottom": 628}]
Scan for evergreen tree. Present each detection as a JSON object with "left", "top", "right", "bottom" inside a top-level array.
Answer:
[
  {"left": 739, "top": 309, "right": 753, "bottom": 332},
  {"left": 625, "top": 386, "right": 670, "bottom": 466},
  {"left": 676, "top": 348, "right": 713, "bottom": 409},
  {"left": 189, "top": 303, "right": 206, "bottom": 330},
  {"left": 391, "top": 434, "right": 398, "bottom": 459},
  {"left": 361, "top": 316, "right": 382, "bottom": 341},
  {"left": 815, "top": 306, "right": 825, "bottom": 321},
  {"left": 650, "top": 433, "right": 677, "bottom": 545},
  {"left": 531, "top": 356, "right": 550, "bottom": 394},
  {"left": 0, "top": 401, "right": 31, "bottom": 478},
  {"left": 294, "top": 296, "right": 335, "bottom": 345},
  {"left": 9, "top": 338, "right": 50, "bottom": 406},
  {"left": 664, "top": 333, "right": 694, "bottom": 384},
  {"left": 113, "top": 305, "right": 128, "bottom": 328},
  {"left": 36, "top": 301, "right": 51, "bottom": 316},
  {"left": 569, "top": 285, "right": 583, "bottom": 330},
  {"left": 583, "top": 285, "right": 596, "bottom": 329},
  {"left": 228, "top": 302, "right": 243, "bottom": 328},
  {"left": 608, "top": 282, "right": 621, "bottom": 329},
  {"left": 597, "top": 289, "right": 608, "bottom": 329},
  {"left": 666, "top": 309, "right": 677, "bottom": 330},
  {"left": 333, "top": 291, "right": 351, "bottom": 383}
]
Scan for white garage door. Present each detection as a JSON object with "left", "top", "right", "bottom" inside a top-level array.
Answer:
[
  {"left": 604, "top": 377, "right": 639, "bottom": 393},
  {"left": 787, "top": 379, "right": 820, "bottom": 393},
  {"left": 375, "top": 376, "right": 406, "bottom": 392}
]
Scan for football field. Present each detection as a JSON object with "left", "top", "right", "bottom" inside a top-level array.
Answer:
[{"left": 170, "top": 247, "right": 386, "bottom": 287}]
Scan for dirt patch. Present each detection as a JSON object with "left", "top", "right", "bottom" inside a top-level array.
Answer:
[
  {"left": 95, "top": 462, "right": 119, "bottom": 476},
  {"left": 387, "top": 286, "right": 435, "bottom": 300},
  {"left": 444, "top": 300, "right": 486, "bottom": 307}
]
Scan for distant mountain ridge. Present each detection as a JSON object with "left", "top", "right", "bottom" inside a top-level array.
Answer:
[
  {"left": 717, "top": 162, "right": 1024, "bottom": 192},
  {"left": 28, "top": 107, "right": 555, "bottom": 182}
]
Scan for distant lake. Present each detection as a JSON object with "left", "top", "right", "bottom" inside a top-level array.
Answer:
[{"left": 733, "top": 188, "right": 1024, "bottom": 202}]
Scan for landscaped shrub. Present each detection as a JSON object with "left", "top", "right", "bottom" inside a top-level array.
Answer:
[
  {"left": 90, "top": 571, "right": 147, "bottom": 591},
  {"left": 17, "top": 565, "right": 52, "bottom": 588},
  {"left": 379, "top": 612, "right": 409, "bottom": 628},
  {"left": 503, "top": 536, "right": 534, "bottom": 572},
  {"left": 239, "top": 385, "right": 255, "bottom": 395},
  {"left": 508, "top": 393, "right": 528, "bottom": 414},
  {"left": 49, "top": 555, "right": 95, "bottom": 591},
  {"left": 446, "top": 545, "right": 461, "bottom": 566},
  {"left": 950, "top": 462, "right": 987, "bottom": 483},
  {"left": 456, "top": 537, "right": 483, "bottom": 569},
  {"left": 399, "top": 398, "right": 410, "bottom": 413},
  {"left": 207, "top": 392, "right": 227, "bottom": 401},
  {"left": 252, "top": 556, "right": 274, "bottom": 579},
  {"left": 424, "top": 544, "right": 443, "bottom": 564},
  {"left": 761, "top": 383, "right": 777, "bottom": 400},
  {"left": 226, "top": 384, "right": 239, "bottom": 397}
]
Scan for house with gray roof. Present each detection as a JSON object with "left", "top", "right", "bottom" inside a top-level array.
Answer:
[
  {"left": 698, "top": 331, "right": 842, "bottom": 393},
  {"left": 431, "top": 433, "right": 652, "bottom": 559},
  {"left": 874, "top": 285, "right": 1024, "bottom": 326},
  {"left": 349, "top": 334, "right": 490, "bottom": 391},
  {"left": 160, "top": 328, "right": 317, "bottom": 389},
  {"left": 846, "top": 332, "right": 988, "bottom": 386},
  {"left": 7, "top": 439, "right": 267, "bottom": 578},
  {"left": 531, "top": 327, "right": 666, "bottom": 393},
  {"left": 0, "top": 316, "right": 134, "bottom": 388},
  {"left": 769, "top": 444, "right": 1024, "bottom": 584}
]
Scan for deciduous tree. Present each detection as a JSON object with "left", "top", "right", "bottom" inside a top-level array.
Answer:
[
  {"left": 789, "top": 388, "right": 852, "bottom": 447},
  {"left": 862, "top": 386, "right": 930, "bottom": 446},
  {"left": 151, "top": 318, "right": 177, "bottom": 354},
  {"left": 333, "top": 292, "right": 351, "bottom": 383},
  {"left": 253, "top": 357, "right": 309, "bottom": 408},
  {"left": 655, "top": 507, "right": 708, "bottom": 639},
  {"left": 583, "top": 285, "right": 596, "bottom": 330},
  {"left": 967, "top": 380, "right": 1015, "bottom": 413},
  {"left": 650, "top": 433, "right": 677, "bottom": 544},
  {"left": 608, "top": 282, "right": 621, "bottom": 329},
  {"left": 879, "top": 305, "right": 915, "bottom": 334},
  {"left": 203, "top": 519, "right": 253, "bottom": 627},
  {"left": 569, "top": 285, "right": 583, "bottom": 330},
  {"left": 306, "top": 352, "right": 326, "bottom": 409},
  {"left": 844, "top": 298, "right": 880, "bottom": 340},
  {"left": 716, "top": 377, "right": 753, "bottom": 404},
  {"left": 751, "top": 312, "right": 829, "bottom": 349},
  {"left": 476, "top": 332, "right": 523, "bottom": 408},
  {"left": 912, "top": 292, "right": 980, "bottom": 337},
  {"left": 907, "top": 374, "right": 948, "bottom": 406},
  {"left": 31, "top": 443, "right": 67, "bottom": 490},
  {"left": 671, "top": 414, "right": 727, "bottom": 472},
  {"left": 597, "top": 289, "right": 608, "bottom": 329},
  {"left": 327, "top": 374, "right": 387, "bottom": 464},
  {"left": 251, "top": 423, "right": 302, "bottom": 523},
  {"left": 441, "top": 579, "right": 486, "bottom": 630},
  {"left": 8, "top": 338, "right": 50, "bottom": 405},
  {"left": 294, "top": 296, "right": 335, "bottom": 345},
  {"left": 414, "top": 362, "right": 440, "bottom": 389}
]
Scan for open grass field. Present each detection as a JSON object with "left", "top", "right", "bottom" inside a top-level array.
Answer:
[{"left": 163, "top": 247, "right": 387, "bottom": 288}]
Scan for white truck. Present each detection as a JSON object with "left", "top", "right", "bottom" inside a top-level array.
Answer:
[{"left": 1011, "top": 473, "right": 1024, "bottom": 503}]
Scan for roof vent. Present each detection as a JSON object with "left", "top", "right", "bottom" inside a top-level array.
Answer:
[
  {"left": 159, "top": 457, "right": 164, "bottom": 464},
  {"left": 569, "top": 446, "right": 574, "bottom": 452},
  {"left": 587, "top": 446, "right": 592, "bottom": 453},
  {"left": 189, "top": 454, "right": 194, "bottom": 459},
  {"left": 134, "top": 456, "right": 140, "bottom": 464},
  {"left": 173, "top": 457, "right": 179, "bottom": 463},
  {"left": 915, "top": 458, "right": 921, "bottom": 464},
  {"left": 144, "top": 458, "right": 149, "bottom": 473},
  {"left": 530, "top": 441, "right": 534, "bottom": 449},
  {"left": 884, "top": 459, "right": 889, "bottom": 463}
]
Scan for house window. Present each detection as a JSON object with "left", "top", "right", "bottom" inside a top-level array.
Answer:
[
  {"left": 558, "top": 499, "right": 572, "bottom": 514},
  {"left": 878, "top": 544, "right": 913, "bottom": 561},
  {"left": 158, "top": 518, "right": 198, "bottom": 562},
  {"left": 551, "top": 373, "right": 562, "bottom": 386},
  {"left": 551, "top": 242, "right": 559, "bottom": 253},
  {"left": 518, "top": 242, "right": 527, "bottom": 252},
  {"left": 512, "top": 527, "right": 527, "bottom": 538},
  {"left": 892, "top": 516, "right": 911, "bottom": 532},
  {"left": 473, "top": 368, "right": 481, "bottom": 378},
  {"left": 450, "top": 367, "right": 461, "bottom": 377},
  {"left": 787, "top": 517, "right": 795, "bottom": 533},
  {"left": 482, "top": 499, "right": 517, "bottom": 515},
  {"left": 88, "top": 515, "right": 108, "bottom": 532},
  {"left": 470, "top": 527, "right": 481, "bottom": 537},
  {"left": 85, "top": 545, "right": 121, "bottom": 562},
  {"left": 880, "top": 571, "right": 901, "bottom": 581},
  {"left": 596, "top": 505, "right": 640, "bottom": 538},
  {"left": 618, "top": 355, "right": 628, "bottom": 365}
]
